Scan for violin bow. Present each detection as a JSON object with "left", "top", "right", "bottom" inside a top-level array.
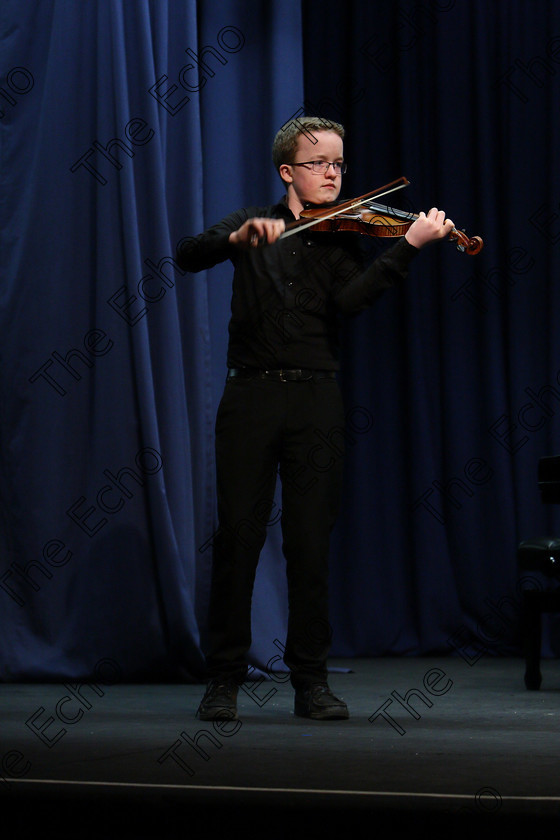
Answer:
[{"left": 278, "top": 176, "right": 411, "bottom": 240}]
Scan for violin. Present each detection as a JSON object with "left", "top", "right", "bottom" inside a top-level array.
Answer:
[{"left": 279, "top": 176, "right": 483, "bottom": 256}]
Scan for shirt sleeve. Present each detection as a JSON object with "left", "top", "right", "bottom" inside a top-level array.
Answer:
[
  {"left": 332, "top": 236, "right": 419, "bottom": 315},
  {"left": 176, "top": 208, "right": 250, "bottom": 272}
]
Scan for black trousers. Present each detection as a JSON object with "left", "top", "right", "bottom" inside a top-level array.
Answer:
[{"left": 204, "top": 372, "right": 346, "bottom": 689}]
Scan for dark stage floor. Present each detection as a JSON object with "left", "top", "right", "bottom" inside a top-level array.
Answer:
[{"left": 2, "top": 656, "right": 560, "bottom": 836}]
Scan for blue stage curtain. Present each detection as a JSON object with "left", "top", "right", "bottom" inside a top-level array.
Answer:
[
  {"left": 0, "top": 0, "right": 303, "bottom": 681},
  {"left": 2, "top": 0, "right": 560, "bottom": 683},
  {"left": 301, "top": 0, "right": 560, "bottom": 658}
]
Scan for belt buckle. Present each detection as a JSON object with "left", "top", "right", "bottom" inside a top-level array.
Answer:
[{"left": 279, "top": 369, "right": 287, "bottom": 382}]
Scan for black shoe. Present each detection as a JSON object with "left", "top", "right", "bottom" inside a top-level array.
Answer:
[
  {"left": 294, "top": 683, "right": 349, "bottom": 720},
  {"left": 197, "top": 679, "right": 239, "bottom": 720}
]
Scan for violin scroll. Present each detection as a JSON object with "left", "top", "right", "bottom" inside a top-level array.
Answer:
[{"left": 449, "top": 228, "right": 484, "bottom": 256}]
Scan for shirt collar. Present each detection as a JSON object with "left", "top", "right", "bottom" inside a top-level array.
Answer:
[
  {"left": 274, "top": 195, "right": 297, "bottom": 221},
  {"left": 276, "top": 194, "right": 340, "bottom": 220}
]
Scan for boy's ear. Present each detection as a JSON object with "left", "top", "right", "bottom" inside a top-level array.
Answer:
[{"left": 278, "top": 164, "right": 293, "bottom": 185}]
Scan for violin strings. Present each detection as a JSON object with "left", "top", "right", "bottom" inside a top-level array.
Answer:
[{"left": 278, "top": 181, "right": 409, "bottom": 240}]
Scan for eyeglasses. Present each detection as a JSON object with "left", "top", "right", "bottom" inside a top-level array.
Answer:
[{"left": 290, "top": 160, "right": 347, "bottom": 175}]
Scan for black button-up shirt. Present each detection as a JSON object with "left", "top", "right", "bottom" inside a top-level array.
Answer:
[{"left": 177, "top": 197, "right": 418, "bottom": 370}]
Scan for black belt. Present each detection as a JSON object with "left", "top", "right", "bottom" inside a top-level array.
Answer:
[{"left": 227, "top": 368, "right": 336, "bottom": 382}]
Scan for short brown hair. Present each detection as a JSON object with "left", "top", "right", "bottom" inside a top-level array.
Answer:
[{"left": 272, "top": 116, "right": 345, "bottom": 171}]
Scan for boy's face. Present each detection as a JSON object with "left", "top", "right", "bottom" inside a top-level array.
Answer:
[{"left": 282, "top": 130, "right": 344, "bottom": 206}]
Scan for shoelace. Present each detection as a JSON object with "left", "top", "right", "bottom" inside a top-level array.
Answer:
[
  {"left": 309, "top": 684, "right": 335, "bottom": 698},
  {"left": 210, "top": 681, "right": 236, "bottom": 698}
]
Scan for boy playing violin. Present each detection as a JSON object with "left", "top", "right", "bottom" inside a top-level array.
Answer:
[{"left": 177, "top": 116, "right": 453, "bottom": 721}]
